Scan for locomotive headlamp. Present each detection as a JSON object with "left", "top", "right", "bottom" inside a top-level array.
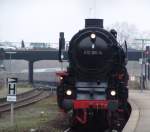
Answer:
[
  {"left": 90, "top": 33, "right": 96, "bottom": 39},
  {"left": 60, "top": 76, "right": 63, "bottom": 80},
  {"left": 66, "top": 89, "right": 72, "bottom": 96},
  {"left": 110, "top": 90, "right": 116, "bottom": 96}
]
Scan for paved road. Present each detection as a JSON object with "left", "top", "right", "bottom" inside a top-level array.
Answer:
[{"left": 123, "top": 90, "right": 150, "bottom": 132}]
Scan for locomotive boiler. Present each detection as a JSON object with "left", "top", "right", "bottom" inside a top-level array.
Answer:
[{"left": 56, "top": 19, "right": 129, "bottom": 131}]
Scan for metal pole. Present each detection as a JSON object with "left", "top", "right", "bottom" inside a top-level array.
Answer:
[
  {"left": 5, "top": 52, "right": 16, "bottom": 76},
  {"left": 10, "top": 53, "right": 11, "bottom": 75},
  {"left": 9, "top": 52, "right": 14, "bottom": 126},
  {"left": 10, "top": 53, "right": 14, "bottom": 126},
  {"left": 10, "top": 103, "right": 14, "bottom": 125},
  {"left": 89, "top": 0, "right": 96, "bottom": 18},
  {"left": 141, "top": 40, "right": 144, "bottom": 91}
]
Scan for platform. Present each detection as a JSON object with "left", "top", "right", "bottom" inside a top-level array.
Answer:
[{"left": 123, "top": 90, "right": 150, "bottom": 132}]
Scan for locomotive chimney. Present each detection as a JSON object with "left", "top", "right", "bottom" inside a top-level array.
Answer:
[{"left": 85, "top": 19, "right": 103, "bottom": 28}]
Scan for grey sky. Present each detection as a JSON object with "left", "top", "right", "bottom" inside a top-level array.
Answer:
[{"left": 0, "top": 0, "right": 149, "bottom": 42}]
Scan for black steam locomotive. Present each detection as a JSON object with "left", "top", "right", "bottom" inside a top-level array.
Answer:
[{"left": 56, "top": 19, "right": 129, "bottom": 131}]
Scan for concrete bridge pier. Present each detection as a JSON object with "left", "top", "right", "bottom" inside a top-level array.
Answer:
[{"left": 28, "top": 61, "right": 34, "bottom": 84}]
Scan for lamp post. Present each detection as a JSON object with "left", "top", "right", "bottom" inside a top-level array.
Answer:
[
  {"left": 89, "top": 0, "right": 96, "bottom": 18},
  {"left": 135, "top": 39, "right": 150, "bottom": 91},
  {"left": 6, "top": 52, "right": 16, "bottom": 75}
]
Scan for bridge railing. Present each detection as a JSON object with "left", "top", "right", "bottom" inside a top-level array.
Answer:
[{"left": 0, "top": 41, "right": 70, "bottom": 51}]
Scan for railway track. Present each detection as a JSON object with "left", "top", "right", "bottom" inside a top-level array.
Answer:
[
  {"left": 64, "top": 128, "right": 71, "bottom": 132},
  {"left": 63, "top": 127, "right": 118, "bottom": 132},
  {"left": 0, "top": 89, "right": 51, "bottom": 113}
]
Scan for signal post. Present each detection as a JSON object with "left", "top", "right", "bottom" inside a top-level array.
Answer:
[{"left": 7, "top": 78, "right": 17, "bottom": 126}]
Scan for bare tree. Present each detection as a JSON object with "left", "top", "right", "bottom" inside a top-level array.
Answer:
[
  {"left": 108, "top": 22, "right": 139, "bottom": 45},
  {"left": 108, "top": 22, "right": 141, "bottom": 49}
]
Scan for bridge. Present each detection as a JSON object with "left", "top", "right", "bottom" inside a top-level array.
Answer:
[{"left": 0, "top": 49, "right": 147, "bottom": 83}]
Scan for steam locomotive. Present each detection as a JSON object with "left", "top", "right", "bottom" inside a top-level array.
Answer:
[{"left": 56, "top": 19, "right": 129, "bottom": 131}]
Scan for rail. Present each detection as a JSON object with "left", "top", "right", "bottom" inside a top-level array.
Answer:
[{"left": 0, "top": 89, "right": 51, "bottom": 113}]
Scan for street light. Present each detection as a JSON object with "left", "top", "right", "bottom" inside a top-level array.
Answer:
[{"left": 5, "top": 52, "right": 16, "bottom": 75}]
